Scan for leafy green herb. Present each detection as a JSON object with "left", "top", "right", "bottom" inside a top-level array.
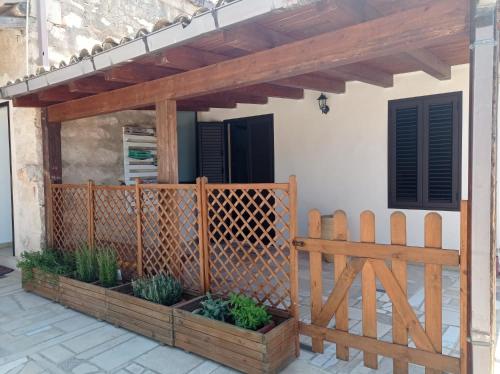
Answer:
[
  {"left": 193, "top": 293, "right": 231, "bottom": 322},
  {"left": 17, "top": 248, "right": 75, "bottom": 281},
  {"left": 132, "top": 274, "right": 183, "bottom": 306},
  {"left": 75, "top": 245, "right": 98, "bottom": 283},
  {"left": 229, "top": 293, "right": 272, "bottom": 331},
  {"left": 96, "top": 247, "right": 118, "bottom": 288}
]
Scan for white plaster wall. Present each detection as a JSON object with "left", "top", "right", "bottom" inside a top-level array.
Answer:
[{"left": 199, "top": 64, "right": 470, "bottom": 249}]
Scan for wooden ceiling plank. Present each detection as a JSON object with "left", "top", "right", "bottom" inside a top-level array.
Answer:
[
  {"left": 156, "top": 46, "right": 227, "bottom": 70},
  {"left": 13, "top": 94, "right": 55, "bottom": 107},
  {"left": 38, "top": 86, "right": 86, "bottom": 102},
  {"left": 104, "top": 64, "right": 181, "bottom": 84},
  {"left": 234, "top": 84, "right": 304, "bottom": 100},
  {"left": 406, "top": 49, "right": 452, "bottom": 80},
  {"left": 68, "top": 76, "right": 127, "bottom": 94},
  {"left": 46, "top": 0, "right": 467, "bottom": 122}
]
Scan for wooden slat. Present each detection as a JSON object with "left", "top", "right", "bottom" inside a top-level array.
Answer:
[
  {"left": 332, "top": 210, "right": 349, "bottom": 360},
  {"left": 360, "top": 211, "right": 377, "bottom": 369},
  {"left": 369, "top": 259, "right": 436, "bottom": 352},
  {"left": 299, "top": 323, "right": 460, "bottom": 374},
  {"left": 288, "top": 175, "right": 300, "bottom": 356},
  {"left": 295, "top": 238, "right": 459, "bottom": 266},
  {"left": 406, "top": 49, "right": 451, "bottom": 80},
  {"left": 317, "top": 258, "right": 366, "bottom": 326},
  {"left": 156, "top": 100, "right": 178, "bottom": 183},
  {"left": 459, "top": 201, "right": 469, "bottom": 374},
  {"left": 308, "top": 209, "right": 324, "bottom": 352},
  {"left": 424, "top": 213, "right": 443, "bottom": 374},
  {"left": 391, "top": 211, "right": 409, "bottom": 374},
  {"left": 135, "top": 180, "right": 143, "bottom": 276},
  {"left": 46, "top": 0, "right": 467, "bottom": 122}
]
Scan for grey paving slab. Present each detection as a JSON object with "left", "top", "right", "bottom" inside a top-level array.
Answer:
[{"left": 1, "top": 266, "right": 499, "bottom": 374}]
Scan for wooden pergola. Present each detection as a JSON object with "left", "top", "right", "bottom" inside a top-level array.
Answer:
[{"left": 2, "top": 0, "right": 498, "bottom": 371}]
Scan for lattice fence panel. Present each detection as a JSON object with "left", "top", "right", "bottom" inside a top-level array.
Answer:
[
  {"left": 206, "top": 186, "right": 292, "bottom": 311},
  {"left": 93, "top": 186, "right": 137, "bottom": 278},
  {"left": 141, "top": 186, "right": 203, "bottom": 293},
  {"left": 51, "top": 185, "right": 88, "bottom": 252}
]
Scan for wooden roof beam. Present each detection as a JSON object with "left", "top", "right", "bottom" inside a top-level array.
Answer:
[
  {"left": 39, "top": 86, "right": 87, "bottom": 102},
  {"left": 156, "top": 46, "right": 227, "bottom": 70},
  {"left": 274, "top": 73, "right": 345, "bottom": 94},
  {"left": 233, "top": 84, "right": 304, "bottom": 100},
  {"left": 406, "top": 49, "right": 451, "bottom": 80},
  {"left": 13, "top": 94, "right": 55, "bottom": 107},
  {"left": 47, "top": 0, "right": 467, "bottom": 122},
  {"left": 325, "top": 63, "right": 394, "bottom": 88}
]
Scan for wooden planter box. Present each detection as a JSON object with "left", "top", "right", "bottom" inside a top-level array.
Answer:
[
  {"left": 59, "top": 276, "right": 107, "bottom": 319},
  {"left": 105, "top": 283, "right": 178, "bottom": 345},
  {"left": 22, "top": 269, "right": 61, "bottom": 302},
  {"left": 173, "top": 297, "right": 297, "bottom": 374}
]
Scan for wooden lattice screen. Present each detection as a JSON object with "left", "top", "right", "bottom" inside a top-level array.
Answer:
[
  {"left": 51, "top": 184, "right": 88, "bottom": 252},
  {"left": 49, "top": 177, "right": 298, "bottom": 309},
  {"left": 204, "top": 179, "right": 297, "bottom": 312}
]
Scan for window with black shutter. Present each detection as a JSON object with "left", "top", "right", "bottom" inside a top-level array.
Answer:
[{"left": 388, "top": 92, "right": 461, "bottom": 211}]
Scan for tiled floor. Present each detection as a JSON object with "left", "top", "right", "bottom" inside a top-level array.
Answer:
[{"left": 0, "top": 258, "right": 498, "bottom": 373}]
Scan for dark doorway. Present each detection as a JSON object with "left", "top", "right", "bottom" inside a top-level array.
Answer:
[{"left": 197, "top": 114, "right": 274, "bottom": 183}]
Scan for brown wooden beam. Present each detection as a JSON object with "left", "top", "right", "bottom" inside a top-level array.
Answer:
[
  {"left": 156, "top": 46, "right": 227, "bottom": 70},
  {"left": 406, "top": 49, "right": 451, "bottom": 80},
  {"left": 233, "top": 84, "right": 304, "bottom": 100},
  {"left": 274, "top": 73, "right": 345, "bottom": 94},
  {"left": 47, "top": 0, "right": 466, "bottom": 122},
  {"left": 13, "top": 94, "right": 56, "bottom": 107},
  {"left": 156, "top": 100, "right": 178, "bottom": 183},
  {"left": 179, "top": 98, "right": 237, "bottom": 109}
]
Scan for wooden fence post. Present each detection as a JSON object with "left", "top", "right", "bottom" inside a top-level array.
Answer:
[
  {"left": 308, "top": 209, "right": 324, "bottom": 353},
  {"left": 87, "top": 180, "right": 95, "bottom": 249},
  {"left": 391, "top": 211, "right": 408, "bottom": 374},
  {"left": 196, "top": 177, "right": 207, "bottom": 293},
  {"left": 424, "top": 213, "right": 443, "bottom": 374},
  {"left": 288, "top": 175, "right": 300, "bottom": 356},
  {"left": 459, "top": 201, "right": 469, "bottom": 374},
  {"left": 200, "top": 177, "right": 210, "bottom": 293},
  {"left": 135, "top": 179, "right": 143, "bottom": 277},
  {"left": 360, "top": 210, "right": 377, "bottom": 369},
  {"left": 332, "top": 210, "right": 349, "bottom": 360}
]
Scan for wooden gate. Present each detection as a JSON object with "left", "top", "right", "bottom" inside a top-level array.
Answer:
[{"left": 294, "top": 202, "right": 468, "bottom": 374}]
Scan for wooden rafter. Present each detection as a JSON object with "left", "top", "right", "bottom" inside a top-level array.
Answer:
[
  {"left": 274, "top": 73, "right": 345, "bottom": 94},
  {"left": 38, "top": 86, "right": 87, "bottom": 102},
  {"left": 326, "top": 63, "right": 394, "bottom": 88},
  {"left": 406, "top": 49, "right": 452, "bottom": 80},
  {"left": 68, "top": 75, "right": 128, "bottom": 94},
  {"left": 46, "top": 0, "right": 467, "bottom": 122},
  {"left": 104, "top": 64, "right": 181, "bottom": 84}
]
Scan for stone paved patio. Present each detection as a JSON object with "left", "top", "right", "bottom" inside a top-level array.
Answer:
[{"left": 1, "top": 257, "right": 499, "bottom": 373}]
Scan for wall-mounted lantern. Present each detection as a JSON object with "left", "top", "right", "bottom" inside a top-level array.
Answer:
[{"left": 317, "top": 93, "right": 330, "bottom": 114}]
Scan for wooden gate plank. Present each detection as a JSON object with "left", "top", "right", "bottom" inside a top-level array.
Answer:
[
  {"left": 332, "top": 210, "right": 349, "bottom": 360},
  {"left": 424, "top": 213, "right": 443, "bottom": 374},
  {"left": 308, "top": 209, "right": 324, "bottom": 353},
  {"left": 317, "top": 258, "right": 366, "bottom": 326},
  {"left": 369, "top": 259, "right": 436, "bottom": 352},
  {"left": 391, "top": 212, "right": 409, "bottom": 374},
  {"left": 360, "top": 211, "right": 377, "bottom": 369}
]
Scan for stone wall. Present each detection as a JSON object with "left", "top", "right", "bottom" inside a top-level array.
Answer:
[{"left": 2, "top": 0, "right": 199, "bottom": 254}]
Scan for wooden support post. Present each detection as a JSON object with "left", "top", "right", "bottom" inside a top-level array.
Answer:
[
  {"left": 156, "top": 100, "right": 178, "bottom": 183},
  {"left": 135, "top": 179, "right": 143, "bottom": 277},
  {"left": 468, "top": 1, "right": 498, "bottom": 373},
  {"left": 332, "top": 210, "right": 349, "bottom": 360},
  {"left": 196, "top": 177, "right": 207, "bottom": 293},
  {"left": 87, "top": 180, "right": 95, "bottom": 249},
  {"left": 41, "top": 108, "right": 62, "bottom": 248},
  {"left": 288, "top": 175, "right": 300, "bottom": 357},
  {"left": 360, "top": 210, "right": 377, "bottom": 369},
  {"left": 200, "top": 177, "right": 210, "bottom": 293},
  {"left": 459, "top": 201, "right": 469, "bottom": 374},
  {"left": 308, "top": 209, "right": 324, "bottom": 353},
  {"left": 391, "top": 212, "right": 408, "bottom": 374},
  {"left": 424, "top": 213, "right": 442, "bottom": 374}
]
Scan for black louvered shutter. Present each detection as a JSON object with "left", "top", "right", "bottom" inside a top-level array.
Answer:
[
  {"left": 423, "top": 94, "right": 461, "bottom": 209},
  {"left": 389, "top": 92, "right": 461, "bottom": 211},
  {"left": 197, "top": 122, "right": 227, "bottom": 183}
]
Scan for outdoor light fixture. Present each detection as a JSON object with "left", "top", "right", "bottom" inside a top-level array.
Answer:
[{"left": 317, "top": 93, "right": 330, "bottom": 114}]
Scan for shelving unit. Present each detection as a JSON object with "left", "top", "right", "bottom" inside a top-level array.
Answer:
[{"left": 122, "top": 127, "right": 157, "bottom": 185}]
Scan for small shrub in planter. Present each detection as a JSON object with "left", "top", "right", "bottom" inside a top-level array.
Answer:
[
  {"left": 174, "top": 294, "right": 297, "bottom": 373},
  {"left": 75, "top": 245, "right": 98, "bottom": 283},
  {"left": 106, "top": 274, "right": 189, "bottom": 346},
  {"left": 18, "top": 248, "right": 75, "bottom": 301},
  {"left": 131, "top": 274, "right": 183, "bottom": 306},
  {"left": 96, "top": 247, "right": 118, "bottom": 288}
]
